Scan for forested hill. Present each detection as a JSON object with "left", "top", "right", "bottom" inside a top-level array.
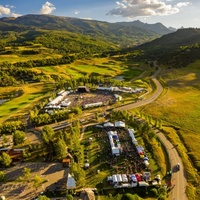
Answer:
[
  {"left": 116, "top": 20, "right": 173, "bottom": 35},
  {"left": 0, "top": 14, "right": 172, "bottom": 48},
  {"left": 134, "top": 28, "right": 200, "bottom": 67}
]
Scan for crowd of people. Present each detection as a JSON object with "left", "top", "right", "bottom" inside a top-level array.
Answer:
[
  {"left": 94, "top": 126, "right": 147, "bottom": 175},
  {"left": 67, "top": 91, "right": 116, "bottom": 108}
]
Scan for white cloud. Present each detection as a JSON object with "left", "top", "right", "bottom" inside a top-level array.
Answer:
[
  {"left": 75, "top": 10, "right": 80, "bottom": 15},
  {"left": 0, "top": 4, "right": 22, "bottom": 18},
  {"left": 82, "top": 18, "right": 93, "bottom": 20},
  {"left": 5, "top": 5, "right": 15, "bottom": 9},
  {"left": 176, "top": 2, "right": 191, "bottom": 8},
  {"left": 0, "top": 5, "right": 11, "bottom": 15},
  {"left": 11, "top": 13, "right": 22, "bottom": 18},
  {"left": 107, "top": 0, "right": 191, "bottom": 18},
  {"left": 40, "top": 1, "right": 56, "bottom": 14}
]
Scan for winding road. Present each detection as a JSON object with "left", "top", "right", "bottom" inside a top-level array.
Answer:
[{"left": 114, "top": 66, "right": 188, "bottom": 200}]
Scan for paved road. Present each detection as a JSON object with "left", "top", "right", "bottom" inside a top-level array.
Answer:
[
  {"left": 114, "top": 66, "right": 188, "bottom": 200},
  {"left": 114, "top": 67, "right": 163, "bottom": 111},
  {"left": 156, "top": 131, "right": 188, "bottom": 200}
]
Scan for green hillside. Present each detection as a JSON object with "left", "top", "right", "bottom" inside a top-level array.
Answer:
[
  {"left": 0, "top": 14, "right": 164, "bottom": 48},
  {"left": 134, "top": 28, "right": 200, "bottom": 64}
]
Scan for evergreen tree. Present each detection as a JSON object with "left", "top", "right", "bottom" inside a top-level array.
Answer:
[
  {"left": 0, "top": 152, "right": 12, "bottom": 167},
  {"left": 54, "top": 139, "right": 67, "bottom": 159},
  {"left": 12, "top": 130, "right": 26, "bottom": 145}
]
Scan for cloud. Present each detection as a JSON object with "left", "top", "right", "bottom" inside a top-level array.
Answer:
[
  {"left": 0, "top": 4, "right": 22, "bottom": 18},
  {"left": 176, "top": 2, "right": 191, "bottom": 8},
  {"left": 11, "top": 13, "right": 22, "bottom": 18},
  {"left": 107, "top": 0, "right": 191, "bottom": 18},
  {"left": 75, "top": 10, "right": 80, "bottom": 15},
  {"left": 0, "top": 5, "right": 11, "bottom": 15},
  {"left": 5, "top": 5, "right": 15, "bottom": 9},
  {"left": 40, "top": 1, "right": 56, "bottom": 14}
]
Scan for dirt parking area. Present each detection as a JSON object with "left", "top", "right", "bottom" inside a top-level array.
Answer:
[{"left": 0, "top": 162, "right": 68, "bottom": 200}]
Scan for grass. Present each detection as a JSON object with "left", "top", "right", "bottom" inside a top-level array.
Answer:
[
  {"left": 0, "top": 44, "right": 61, "bottom": 63},
  {"left": 36, "top": 58, "right": 145, "bottom": 81},
  {"left": 0, "top": 83, "right": 54, "bottom": 122},
  {"left": 136, "top": 60, "right": 200, "bottom": 199}
]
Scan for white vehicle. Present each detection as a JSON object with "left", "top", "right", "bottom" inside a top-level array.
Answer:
[{"left": 177, "top": 163, "right": 180, "bottom": 170}]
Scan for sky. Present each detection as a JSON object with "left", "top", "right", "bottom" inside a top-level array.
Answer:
[{"left": 0, "top": 0, "right": 199, "bottom": 29}]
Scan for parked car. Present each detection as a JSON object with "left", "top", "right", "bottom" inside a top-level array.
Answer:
[{"left": 177, "top": 163, "right": 180, "bottom": 170}]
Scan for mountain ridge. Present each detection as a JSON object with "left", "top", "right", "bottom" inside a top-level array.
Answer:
[{"left": 0, "top": 14, "right": 174, "bottom": 48}]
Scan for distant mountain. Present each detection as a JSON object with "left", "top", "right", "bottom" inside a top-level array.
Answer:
[
  {"left": 135, "top": 28, "right": 200, "bottom": 67},
  {"left": 0, "top": 14, "right": 171, "bottom": 47},
  {"left": 116, "top": 20, "right": 174, "bottom": 35},
  {"left": 137, "top": 28, "right": 200, "bottom": 51},
  {"left": 168, "top": 26, "right": 177, "bottom": 32}
]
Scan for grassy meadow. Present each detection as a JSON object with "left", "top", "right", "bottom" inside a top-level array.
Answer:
[
  {"left": 0, "top": 45, "right": 62, "bottom": 64},
  {"left": 0, "top": 83, "right": 54, "bottom": 122},
  {"left": 132, "top": 60, "right": 200, "bottom": 198}
]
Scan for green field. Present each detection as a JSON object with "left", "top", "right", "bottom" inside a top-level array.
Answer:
[
  {"left": 0, "top": 50, "right": 147, "bottom": 123},
  {"left": 0, "top": 51, "right": 62, "bottom": 64},
  {"left": 134, "top": 61, "right": 200, "bottom": 198},
  {"left": 0, "top": 83, "right": 54, "bottom": 122}
]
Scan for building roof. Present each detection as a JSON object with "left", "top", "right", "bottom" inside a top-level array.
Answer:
[{"left": 66, "top": 173, "right": 76, "bottom": 189}]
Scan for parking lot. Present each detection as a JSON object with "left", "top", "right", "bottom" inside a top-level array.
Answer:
[{"left": 0, "top": 162, "right": 68, "bottom": 200}]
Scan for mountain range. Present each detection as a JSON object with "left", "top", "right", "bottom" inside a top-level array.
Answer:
[{"left": 0, "top": 14, "right": 174, "bottom": 48}]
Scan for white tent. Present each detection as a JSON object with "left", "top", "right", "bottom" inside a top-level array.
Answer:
[
  {"left": 112, "top": 175, "right": 117, "bottom": 183},
  {"left": 104, "top": 122, "right": 114, "bottom": 127},
  {"left": 115, "top": 121, "right": 125, "bottom": 128},
  {"left": 122, "top": 174, "right": 128, "bottom": 182},
  {"left": 85, "top": 163, "right": 90, "bottom": 168},
  {"left": 67, "top": 173, "right": 76, "bottom": 189},
  {"left": 116, "top": 174, "right": 123, "bottom": 182},
  {"left": 112, "top": 147, "right": 120, "bottom": 156}
]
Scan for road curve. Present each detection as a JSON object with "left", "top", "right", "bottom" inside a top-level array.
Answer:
[
  {"left": 114, "top": 67, "right": 163, "bottom": 111},
  {"left": 156, "top": 131, "right": 188, "bottom": 200},
  {"left": 114, "top": 67, "right": 188, "bottom": 200}
]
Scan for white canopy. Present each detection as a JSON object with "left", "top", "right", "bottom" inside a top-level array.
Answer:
[
  {"left": 104, "top": 122, "right": 114, "bottom": 127},
  {"left": 115, "top": 121, "right": 125, "bottom": 128},
  {"left": 67, "top": 173, "right": 76, "bottom": 189},
  {"left": 112, "top": 147, "right": 120, "bottom": 156}
]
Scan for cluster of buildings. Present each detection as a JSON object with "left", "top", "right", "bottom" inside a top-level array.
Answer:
[
  {"left": 107, "top": 171, "right": 160, "bottom": 188},
  {"left": 44, "top": 90, "right": 71, "bottom": 112},
  {"left": 43, "top": 83, "right": 145, "bottom": 114},
  {"left": 97, "top": 86, "right": 145, "bottom": 94}
]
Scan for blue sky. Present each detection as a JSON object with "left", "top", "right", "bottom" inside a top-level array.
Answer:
[{"left": 0, "top": 0, "right": 199, "bottom": 28}]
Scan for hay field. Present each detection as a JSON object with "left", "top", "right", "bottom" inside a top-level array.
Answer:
[{"left": 140, "top": 61, "right": 200, "bottom": 171}]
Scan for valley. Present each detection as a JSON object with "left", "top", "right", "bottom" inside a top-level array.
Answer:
[{"left": 0, "top": 14, "right": 200, "bottom": 200}]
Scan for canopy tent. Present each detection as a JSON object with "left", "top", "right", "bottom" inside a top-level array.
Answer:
[
  {"left": 66, "top": 173, "right": 76, "bottom": 189},
  {"left": 112, "top": 175, "right": 117, "bottom": 183},
  {"left": 112, "top": 135, "right": 118, "bottom": 139},
  {"left": 116, "top": 174, "right": 123, "bottom": 182},
  {"left": 144, "top": 160, "right": 149, "bottom": 166},
  {"left": 104, "top": 122, "right": 114, "bottom": 127},
  {"left": 131, "top": 174, "right": 137, "bottom": 182},
  {"left": 112, "top": 147, "right": 120, "bottom": 156},
  {"left": 115, "top": 121, "right": 125, "bottom": 128},
  {"left": 144, "top": 156, "right": 149, "bottom": 160}
]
